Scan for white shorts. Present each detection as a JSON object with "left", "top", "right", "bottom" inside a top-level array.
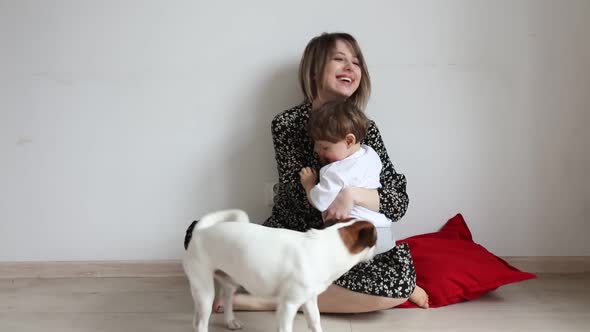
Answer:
[{"left": 375, "top": 226, "right": 395, "bottom": 255}]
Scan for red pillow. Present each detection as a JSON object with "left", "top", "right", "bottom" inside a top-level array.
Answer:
[{"left": 396, "top": 214, "right": 536, "bottom": 308}]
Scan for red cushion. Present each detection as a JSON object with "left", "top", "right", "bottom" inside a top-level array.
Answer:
[{"left": 396, "top": 214, "right": 536, "bottom": 308}]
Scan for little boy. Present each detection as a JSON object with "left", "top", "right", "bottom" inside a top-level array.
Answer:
[{"left": 300, "top": 101, "right": 394, "bottom": 254}]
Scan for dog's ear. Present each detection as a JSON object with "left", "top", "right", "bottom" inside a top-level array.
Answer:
[
  {"left": 322, "top": 217, "right": 356, "bottom": 229},
  {"left": 338, "top": 220, "right": 377, "bottom": 254}
]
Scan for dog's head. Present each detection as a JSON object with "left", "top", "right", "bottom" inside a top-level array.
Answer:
[{"left": 325, "top": 218, "right": 377, "bottom": 261}]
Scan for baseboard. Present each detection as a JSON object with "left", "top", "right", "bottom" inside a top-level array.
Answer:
[
  {"left": 503, "top": 256, "right": 590, "bottom": 274},
  {"left": 0, "top": 260, "right": 184, "bottom": 278},
  {"left": 1, "top": 257, "right": 589, "bottom": 278}
]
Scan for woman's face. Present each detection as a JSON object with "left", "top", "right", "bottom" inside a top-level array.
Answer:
[{"left": 317, "top": 39, "right": 362, "bottom": 103}]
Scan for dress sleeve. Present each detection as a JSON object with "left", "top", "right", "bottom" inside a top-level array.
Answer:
[
  {"left": 265, "top": 113, "right": 316, "bottom": 230},
  {"left": 363, "top": 121, "right": 410, "bottom": 222},
  {"left": 271, "top": 114, "right": 302, "bottom": 184}
]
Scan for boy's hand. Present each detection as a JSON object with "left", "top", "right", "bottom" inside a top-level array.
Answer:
[{"left": 299, "top": 167, "right": 318, "bottom": 191}]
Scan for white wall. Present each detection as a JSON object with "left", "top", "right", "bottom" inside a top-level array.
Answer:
[{"left": 1, "top": 0, "right": 588, "bottom": 261}]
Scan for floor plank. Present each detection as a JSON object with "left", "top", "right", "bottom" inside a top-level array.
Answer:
[{"left": 1, "top": 273, "right": 588, "bottom": 331}]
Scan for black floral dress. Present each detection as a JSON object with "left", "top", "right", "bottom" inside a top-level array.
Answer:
[{"left": 263, "top": 102, "right": 417, "bottom": 299}]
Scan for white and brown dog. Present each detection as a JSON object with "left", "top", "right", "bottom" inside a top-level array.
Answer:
[{"left": 182, "top": 209, "right": 376, "bottom": 332}]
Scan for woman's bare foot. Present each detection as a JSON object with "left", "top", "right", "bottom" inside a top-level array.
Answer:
[
  {"left": 409, "top": 285, "right": 429, "bottom": 308},
  {"left": 212, "top": 298, "right": 224, "bottom": 313}
]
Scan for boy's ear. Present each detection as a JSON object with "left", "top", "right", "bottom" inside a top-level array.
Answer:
[{"left": 345, "top": 133, "right": 357, "bottom": 146}]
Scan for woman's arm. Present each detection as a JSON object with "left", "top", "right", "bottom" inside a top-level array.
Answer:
[
  {"left": 322, "top": 187, "right": 378, "bottom": 221},
  {"left": 265, "top": 108, "right": 322, "bottom": 231},
  {"left": 270, "top": 113, "right": 309, "bottom": 205},
  {"left": 364, "top": 120, "right": 409, "bottom": 221},
  {"left": 347, "top": 187, "right": 379, "bottom": 211}
]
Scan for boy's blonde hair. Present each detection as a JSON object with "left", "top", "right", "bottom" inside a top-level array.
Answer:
[
  {"left": 299, "top": 32, "right": 371, "bottom": 111},
  {"left": 308, "top": 101, "right": 369, "bottom": 143}
]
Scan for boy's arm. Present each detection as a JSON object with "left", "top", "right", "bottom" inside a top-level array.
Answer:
[
  {"left": 300, "top": 166, "right": 343, "bottom": 212},
  {"left": 322, "top": 146, "right": 381, "bottom": 220}
]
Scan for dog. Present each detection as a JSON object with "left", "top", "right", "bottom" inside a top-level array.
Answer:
[{"left": 182, "top": 209, "right": 377, "bottom": 332}]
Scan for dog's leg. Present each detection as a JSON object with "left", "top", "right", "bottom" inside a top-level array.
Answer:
[
  {"left": 188, "top": 275, "right": 214, "bottom": 332},
  {"left": 301, "top": 295, "right": 323, "bottom": 332},
  {"left": 215, "top": 273, "right": 243, "bottom": 330},
  {"left": 276, "top": 301, "right": 299, "bottom": 332},
  {"left": 188, "top": 284, "right": 203, "bottom": 332}
]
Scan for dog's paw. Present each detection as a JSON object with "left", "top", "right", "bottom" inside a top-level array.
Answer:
[{"left": 225, "top": 318, "right": 244, "bottom": 330}]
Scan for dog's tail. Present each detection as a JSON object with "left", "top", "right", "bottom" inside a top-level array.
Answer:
[
  {"left": 184, "top": 209, "right": 250, "bottom": 250},
  {"left": 197, "top": 209, "right": 250, "bottom": 230}
]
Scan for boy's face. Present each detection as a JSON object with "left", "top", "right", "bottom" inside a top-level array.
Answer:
[{"left": 314, "top": 139, "right": 353, "bottom": 165}]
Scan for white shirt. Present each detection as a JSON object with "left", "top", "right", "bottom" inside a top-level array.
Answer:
[{"left": 309, "top": 145, "right": 394, "bottom": 253}]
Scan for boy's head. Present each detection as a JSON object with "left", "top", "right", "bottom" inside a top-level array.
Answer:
[{"left": 308, "top": 101, "right": 369, "bottom": 164}]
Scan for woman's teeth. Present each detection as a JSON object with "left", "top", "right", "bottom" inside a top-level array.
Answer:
[{"left": 339, "top": 77, "right": 352, "bottom": 83}]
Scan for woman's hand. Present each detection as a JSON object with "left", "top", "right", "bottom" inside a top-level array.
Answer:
[
  {"left": 322, "top": 187, "right": 355, "bottom": 220},
  {"left": 323, "top": 187, "right": 380, "bottom": 221}
]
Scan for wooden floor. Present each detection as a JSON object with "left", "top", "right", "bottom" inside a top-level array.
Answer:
[{"left": 1, "top": 273, "right": 589, "bottom": 331}]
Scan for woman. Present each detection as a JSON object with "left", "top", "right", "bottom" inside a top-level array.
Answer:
[{"left": 221, "top": 32, "right": 428, "bottom": 313}]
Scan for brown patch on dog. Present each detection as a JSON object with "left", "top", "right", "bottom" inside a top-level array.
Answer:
[{"left": 338, "top": 220, "right": 377, "bottom": 254}]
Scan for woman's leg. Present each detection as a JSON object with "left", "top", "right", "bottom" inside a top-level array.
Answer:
[
  {"left": 231, "top": 293, "right": 276, "bottom": 311},
  {"left": 226, "top": 284, "right": 420, "bottom": 313},
  {"left": 317, "top": 284, "right": 408, "bottom": 313}
]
